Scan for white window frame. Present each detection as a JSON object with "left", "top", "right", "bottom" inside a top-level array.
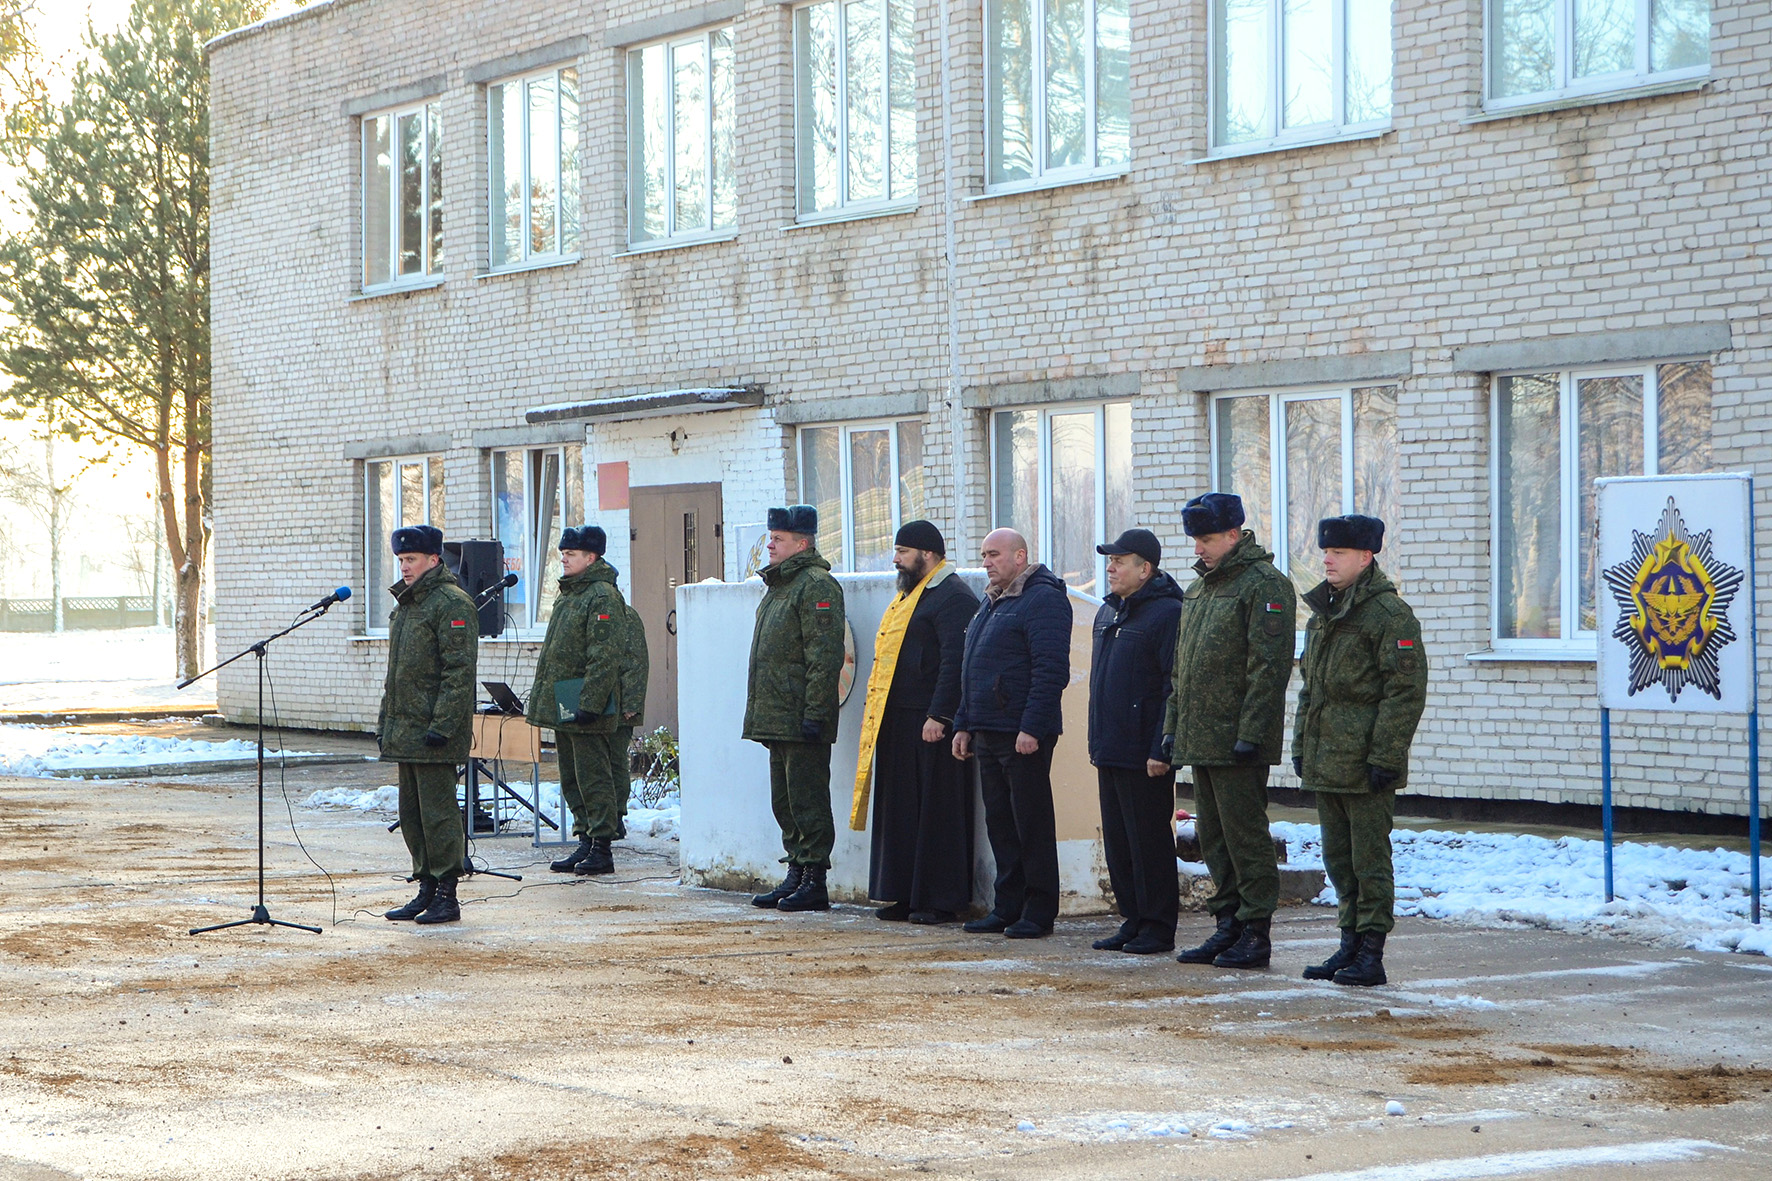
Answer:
[
  {"left": 626, "top": 26, "right": 736, "bottom": 248},
  {"left": 792, "top": 0, "right": 918, "bottom": 222},
  {"left": 488, "top": 443, "right": 585, "bottom": 636},
  {"left": 1483, "top": 0, "right": 1710, "bottom": 111},
  {"left": 362, "top": 454, "right": 445, "bottom": 635},
  {"left": 1487, "top": 359, "right": 1710, "bottom": 654},
  {"left": 988, "top": 402, "right": 1131, "bottom": 594},
  {"left": 796, "top": 418, "right": 925, "bottom": 573},
  {"left": 1206, "top": 0, "right": 1392, "bottom": 158},
  {"left": 487, "top": 65, "right": 582, "bottom": 271},
  {"left": 360, "top": 100, "right": 443, "bottom": 292}
]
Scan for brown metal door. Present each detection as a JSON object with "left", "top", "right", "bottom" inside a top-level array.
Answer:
[{"left": 628, "top": 482, "right": 723, "bottom": 735}]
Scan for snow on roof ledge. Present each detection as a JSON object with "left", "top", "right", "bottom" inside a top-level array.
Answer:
[
  {"left": 524, "top": 386, "right": 766, "bottom": 424},
  {"left": 207, "top": 0, "right": 354, "bottom": 55}
]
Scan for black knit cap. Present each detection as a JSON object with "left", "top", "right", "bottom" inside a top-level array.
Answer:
[
  {"left": 390, "top": 524, "right": 443, "bottom": 555},
  {"left": 1317, "top": 514, "right": 1385, "bottom": 553},
  {"left": 1181, "top": 492, "right": 1245, "bottom": 538},
  {"left": 1096, "top": 528, "right": 1161, "bottom": 567},
  {"left": 767, "top": 504, "right": 819, "bottom": 535},
  {"left": 560, "top": 525, "right": 608, "bottom": 554},
  {"left": 894, "top": 519, "right": 945, "bottom": 557}
]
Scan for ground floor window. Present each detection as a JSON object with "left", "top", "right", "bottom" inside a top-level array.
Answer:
[
  {"left": 364, "top": 455, "right": 445, "bottom": 632},
  {"left": 797, "top": 419, "right": 927, "bottom": 572},
  {"left": 490, "top": 444, "right": 585, "bottom": 632},
  {"left": 991, "top": 402, "right": 1131, "bottom": 595},
  {"left": 1211, "top": 386, "right": 1399, "bottom": 617},
  {"left": 1494, "top": 361, "right": 1712, "bottom": 644}
]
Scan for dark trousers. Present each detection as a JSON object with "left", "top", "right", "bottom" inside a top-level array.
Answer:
[
  {"left": 396, "top": 760, "right": 464, "bottom": 881},
  {"left": 974, "top": 730, "right": 1059, "bottom": 930},
  {"left": 869, "top": 708, "right": 973, "bottom": 914},
  {"left": 1097, "top": 764, "right": 1179, "bottom": 942},
  {"left": 768, "top": 740, "right": 836, "bottom": 868},
  {"left": 558, "top": 730, "right": 621, "bottom": 842},
  {"left": 1318, "top": 788, "right": 1397, "bottom": 934},
  {"left": 1192, "top": 763, "right": 1279, "bottom": 922}
]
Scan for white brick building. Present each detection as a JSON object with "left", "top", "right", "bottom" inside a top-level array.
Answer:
[{"left": 208, "top": 0, "right": 1770, "bottom": 824}]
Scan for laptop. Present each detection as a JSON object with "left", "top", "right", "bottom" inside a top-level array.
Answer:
[{"left": 482, "top": 681, "right": 525, "bottom": 716}]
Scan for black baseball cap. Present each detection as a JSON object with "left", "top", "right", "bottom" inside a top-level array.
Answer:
[{"left": 1096, "top": 528, "right": 1161, "bottom": 567}]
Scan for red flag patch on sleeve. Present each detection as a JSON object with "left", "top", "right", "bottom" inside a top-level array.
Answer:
[
  {"left": 450, "top": 620, "right": 467, "bottom": 629},
  {"left": 597, "top": 614, "right": 611, "bottom": 621},
  {"left": 815, "top": 601, "right": 832, "bottom": 610},
  {"left": 1264, "top": 602, "right": 1285, "bottom": 613},
  {"left": 1397, "top": 639, "right": 1416, "bottom": 648}
]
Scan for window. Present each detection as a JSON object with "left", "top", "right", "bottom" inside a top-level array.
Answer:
[
  {"left": 489, "top": 67, "right": 581, "bottom": 268},
  {"left": 364, "top": 456, "right": 446, "bottom": 632},
  {"left": 1211, "top": 387, "right": 1399, "bottom": 620},
  {"left": 990, "top": 403, "right": 1131, "bottom": 595},
  {"left": 1487, "top": 0, "right": 1709, "bottom": 107},
  {"left": 1493, "top": 361, "right": 1712, "bottom": 645},
  {"left": 628, "top": 28, "right": 736, "bottom": 246},
  {"left": 490, "top": 444, "right": 585, "bottom": 632},
  {"left": 1211, "top": 0, "right": 1392, "bottom": 152},
  {"left": 985, "top": 0, "right": 1130, "bottom": 191},
  {"left": 794, "top": 0, "right": 917, "bottom": 219},
  {"left": 798, "top": 420, "right": 927, "bottom": 573},
  {"left": 362, "top": 101, "right": 442, "bottom": 290}
]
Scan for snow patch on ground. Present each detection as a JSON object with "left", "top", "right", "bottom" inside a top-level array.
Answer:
[
  {"left": 0, "top": 723, "right": 312, "bottom": 777},
  {"left": 305, "top": 778, "right": 681, "bottom": 841}
]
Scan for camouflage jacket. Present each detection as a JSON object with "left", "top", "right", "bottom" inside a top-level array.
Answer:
[
  {"left": 1163, "top": 532, "right": 1297, "bottom": 767},
  {"left": 1294, "top": 563, "right": 1428, "bottom": 793},
  {"left": 378, "top": 562, "right": 479, "bottom": 763},
  {"left": 617, "top": 602, "right": 650, "bottom": 729},
  {"left": 743, "top": 548, "right": 846, "bottom": 744},
  {"left": 524, "top": 559, "right": 626, "bottom": 735}
]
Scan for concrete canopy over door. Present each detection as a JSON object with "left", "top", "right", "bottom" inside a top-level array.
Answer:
[{"left": 629, "top": 482, "right": 724, "bottom": 734}]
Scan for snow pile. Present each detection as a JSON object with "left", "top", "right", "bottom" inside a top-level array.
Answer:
[
  {"left": 1271, "top": 819, "right": 1772, "bottom": 956},
  {"left": 306, "top": 784, "right": 400, "bottom": 811},
  {"left": 0, "top": 723, "right": 307, "bottom": 777},
  {"left": 305, "top": 778, "right": 681, "bottom": 841}
]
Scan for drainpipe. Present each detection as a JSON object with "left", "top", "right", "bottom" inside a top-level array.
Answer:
[{"left": 940, "top": 0, "right": 967, "bottom": 557}]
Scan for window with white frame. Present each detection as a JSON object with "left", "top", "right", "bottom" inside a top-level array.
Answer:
[
  {"left": 798, "top": 420, "right": 927, "bottom": 573},
  {"left": 1487, "top": 0, "right": 1709, "bottom": 107},
  {"left": 1493, "top": 361, "right": 1712, "bottom": 645},
  {"left": 362, "top": 101, "right": 442, "bottom": 290},
  {"left": 364, "top": 455, "right": 446, "bottom": 632},
  {"left": 985, "top": 0, "right": 1130, "bottom": 191},
  {"left": 489, "top": 67, "right": 581, "bottom": 268},
  {"left": 1211, "top": 0, "right": 1392, "bottom": 152},
  {"left": 628, "top": 27, "right": 736, "bottom": 246},
  {"left": 1211, "top": 386, "right": 1399, "bottom": 622},
  {"left": 794, "top": 0, "right": 917, "bottom": 219},
  {"left": 991, "top": 403, "right": 1131, "bottom": 595},
  {"left": 490, "top": 444, "right": 585, "bottom": 632}
]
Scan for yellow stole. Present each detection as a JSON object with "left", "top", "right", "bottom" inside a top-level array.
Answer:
[{"left": 849, "top": 560, "right": 946, "bottom": 830}]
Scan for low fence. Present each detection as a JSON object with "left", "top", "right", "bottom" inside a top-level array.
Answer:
[{"left": 0, "top": 596, "right": 160, "bottom": 632}]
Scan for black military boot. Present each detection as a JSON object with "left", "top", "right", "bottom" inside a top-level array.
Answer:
[
  {"left": 1332, "top": 931, "right": 1387, "bottom": 987},
  {"left": 1213, "top": 917, "right": 1272, "bottom": 969},
  {"left": 550, "top": 838, "right": 594, "bottom": 873},
  {"left": 575, "top": 838, "right": 615, "bottom": 876},
  {"left": 414, "top": 876, "right": 460, "bottom": 925},
  {"left": 751, "top": 864, "right": 803, "bottom": 908},
  {"left": 1303, "top": 928, "right": 1361, "bottom": 980},
  {"left": 777, "top": 864, "right": 830, "bottom": 912},
  {"left": 1175, "top": 912, "right": 1243, "bottom": 964},
  {"left": 383, "top": 877, "right": 435, "bottom": 921}
]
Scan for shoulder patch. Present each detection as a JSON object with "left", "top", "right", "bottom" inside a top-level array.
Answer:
[
  {"left": 1397, "top": 638, "right": 1416, "bottom": 649},
  {"left": 597, "top": 614, "right": 612, "bottom": 621},
  {"left": 1265, "top": 601, "right": 1286, "bottom": 613},
  {"left": 815, "top": 601, "right": 832, "bottom": 610}
]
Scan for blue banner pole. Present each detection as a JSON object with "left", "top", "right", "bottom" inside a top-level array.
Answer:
[{"left": 1601, "top": 707, "right": 1614, "bottom": 904}]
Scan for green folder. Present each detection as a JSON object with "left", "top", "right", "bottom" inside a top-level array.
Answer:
[{"left": 553, "top": 678, "right": 617, "bottom": 724}]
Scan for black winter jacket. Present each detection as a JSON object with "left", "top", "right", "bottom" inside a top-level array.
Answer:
[
  {"left": 1087, "top": 570, "right": 1184, "bottom": 769},
  {"left": 953, "top": 564, "right": 1071, "bottom": 740},
  {"left": 885, "top": 566, "right": 979, "bottom": 722}
]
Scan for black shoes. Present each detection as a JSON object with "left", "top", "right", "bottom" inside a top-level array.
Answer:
[
  {"left": 751, "top": 865, "right": 803, "bottom": 908},
  {"left": 875, "top": 901, "right": 911, "bottom": 922},
  {"left": 550, "top": 838, "right": 593, "bottom": 873},
  {"left": 1304, "top": 928, "right": 1361, "bottom": 981},
  {"left": 963, "top": 913, "right": 1011, "bottom": 934},
  {"left": 1213, "top": 917, "right": 1272, "bottom": 969},
  {"left": 1092, "top": 927, "right": 1134, "bottom": 951},
  {"left": 1332, "top": 931, "right": 1387, "bottom": 987},
  {"left": 908, "top": 909, "right": 955, "bottom": 925},
  {"left": 1004, "top": 919, "right": 1051, "bottom": 939},
  {"left": 414, "top": 875, "right": 460, "bottom": 925},
  {"left": 384, "top": 878, "right": 435, "bottom": 921},
  {"left": 574, "top": 838, "right": 615, "bottom": 876},
  {"left": 777, "top": 865, "right": 830, "bottom": 912},
  {"left": 1122, "top": 934, "right": 1175, "bottom": 955},
  {"left": 1176, "top": 913, "right": 1243, "bottom": 964}
]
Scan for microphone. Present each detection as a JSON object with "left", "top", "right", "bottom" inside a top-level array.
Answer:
[
  {"left": 305, "top": 586, "right": 353, "bottom": 612},
  {"left": 475, "top": 573, "right": 519, "bottom": 604}
]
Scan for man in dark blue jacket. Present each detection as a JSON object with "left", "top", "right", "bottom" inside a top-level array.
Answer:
[
  {"left": 1087, "top": 529, "right": 1184, "bottom": 954},
  {"left": 952, "top": 528, "right": 1071, "bottom": 938}
]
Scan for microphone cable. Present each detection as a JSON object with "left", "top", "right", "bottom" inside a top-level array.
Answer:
[{"left": 263, "top": 634, "right": 342, "bottom": 928}]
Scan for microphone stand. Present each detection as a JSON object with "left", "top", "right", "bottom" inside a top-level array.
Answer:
[{"left": 179, "top": 602, "right": 340, "bottom": 936}]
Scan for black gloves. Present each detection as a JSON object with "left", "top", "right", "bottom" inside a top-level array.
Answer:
[
  {"left": 800, "top": 720, "right": 823, "bottom": 743},
  {"left": 1292, "top": 755, "right": 1303, "bottom": 778},
  {"left": 422, "top": 730, "right": 448, "bottom": 748},
  {"left": 1231, "top": 739, "right": 1259, "bottom": 763},
  {"left": 1367, "top": 764, "right": 1400, "bottom": 791}
]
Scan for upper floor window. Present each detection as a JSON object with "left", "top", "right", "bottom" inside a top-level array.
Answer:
[
  {"left": 798, "top": 419, "right": 927, "bottom": 572},
  {"left": 1488, "top": 0, "right": 1709, "bottom": 107},
  {"left": 364, "top": 455, "right": 445, "bottom": 632},
  {"left": 491, "top": 444, "right": 585, "bottom": 632},
  {"left": 794, "top": 0, "right": 917, "bottom": 219},
  {"left": 1211, "top": 0, "right": 1392, "bottom": 153},
  {"left": 489, "top": 67, "right": 581, "bottom": 268},
  {"left": 362, "top": 101, "right": 442, "bottom": 290},
  {"left": 985, "top": 0, "right": 1130, "bottom": 192},
  {"left": 1494, "top": 361, "right": 1712, "bottom": 646},
  {"left": 992, "top": 402, "right": 1131, "bottom": 595},
  {"left": 628, "top": 28, "right": 736, "bottom": 246}
]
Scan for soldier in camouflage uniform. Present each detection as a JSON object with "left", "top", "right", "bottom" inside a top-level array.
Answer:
[
  {"left": 744, "top": 504, "right": 847, "bottom": 913},
  {"left": 1294, "top": 514, "right": 1427, "bottom": 987},
  {"left": 527, "top": 525, "right": 629, "bottom": 877},
  {"left": 1162, "top": 493, "right": 1296, "bottom": 970},
  {"left": 378, "top": 524, "right": 479, "bottom": 926},
  {"left": 609, "top": 600, "right": 649, "bottom": 839}
]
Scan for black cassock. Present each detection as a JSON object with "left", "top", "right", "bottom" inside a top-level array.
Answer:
[{"left": 868, "top": 570, "right": 978, "bottom": 913}]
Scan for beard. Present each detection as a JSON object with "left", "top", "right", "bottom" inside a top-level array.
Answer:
[{"left": 895, "top": 556, "right": 929, "bottom": 594}]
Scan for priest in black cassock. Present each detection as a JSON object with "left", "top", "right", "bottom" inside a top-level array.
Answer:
[{"left": 853, "top": 520, "right": 979, "bottom": 925}]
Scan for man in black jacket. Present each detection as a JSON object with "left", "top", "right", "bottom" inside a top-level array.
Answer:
[
  {"left": 953, "top": 528, "right": 1071, "bottom": 939},
  {"left": 866, "top": 521, "right": 979, "bottom": 925},
  {"left": 1087, "top": 529, "right": 1184, "bottom": 955}
]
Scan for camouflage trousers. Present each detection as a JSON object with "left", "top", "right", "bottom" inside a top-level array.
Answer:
[
  {"left": 768, "top": 740, "right": 836, "bottom": 868},
  {"left": 557, "top": 730, "right": 622, "bottom": 843},
  {"left": 396, "top": 761, "right": 464, "bottom": 881},
  {"left": 1317, "top": 788, "right": 1396, "bottom": 934},
  {"left": 1192, "top": 763, "right": 1279, "bottom": 922},
  {"left": 608, "top": 726, "right": 634, "bottom": 838}
]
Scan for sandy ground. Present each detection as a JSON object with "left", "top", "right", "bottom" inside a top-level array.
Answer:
[{"left": 3, "top": 728, "right": 1771, "bottom": 1181}]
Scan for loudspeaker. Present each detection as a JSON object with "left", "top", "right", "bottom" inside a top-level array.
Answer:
[{"left": 443, "top": 539, "right": 507, "bottom": 638}]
